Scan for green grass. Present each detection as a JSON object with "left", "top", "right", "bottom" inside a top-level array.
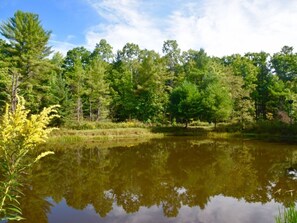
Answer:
[
  {"left": 275, "top": 205, "right": 297, "bottom": 223},
  {"left": 52, "top": 127, "right": 161, "bottom": 138},
  {"left": 63, "top": 120, "right": 148, "bottom": 130},
  {"left": 48, "top": 119, "right": 297, "bottom": 146},
  {"left": 44, "top": 128, "right": 164, "bottom": 151}
]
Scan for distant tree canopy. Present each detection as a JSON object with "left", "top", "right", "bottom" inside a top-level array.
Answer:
[{"left": 1, "top": 10, "right": 297, "bottom": 127}]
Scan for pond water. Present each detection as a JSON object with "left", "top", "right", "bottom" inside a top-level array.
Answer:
[{"left": 16, "top": 137, "right": 297, "bottom": 223}]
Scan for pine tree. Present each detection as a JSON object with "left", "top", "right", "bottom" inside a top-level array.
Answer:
[{"left": 0, "top": 10, "right": 51, "bottom": 112}]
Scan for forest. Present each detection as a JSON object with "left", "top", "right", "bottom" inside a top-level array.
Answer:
[
  {"left": 1, "top": 10, "right": 297, "bottom": 223},
  {"left": 1, "top": 10, "right": 297, "bottom": 129}
]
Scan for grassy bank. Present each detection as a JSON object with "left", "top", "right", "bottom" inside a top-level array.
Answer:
[
  {"left": 48, "top": 125, "right": 237, "bottom": 145},
  {"left": 46, "top": 127, "right": 164, "bottom": 150},
  {"left": 46, "top": 120, "right": 297, "bottom": 147}
]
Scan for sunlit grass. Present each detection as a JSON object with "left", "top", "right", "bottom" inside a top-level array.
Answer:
[{"left": 44, "top": 128, "right": 164, "bottom": 151}]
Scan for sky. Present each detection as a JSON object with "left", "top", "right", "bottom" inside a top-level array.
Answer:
[{"left": 1, "top": 0, "right": 297, "bottom": 57}]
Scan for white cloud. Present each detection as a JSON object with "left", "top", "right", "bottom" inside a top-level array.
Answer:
[
  {"left": 50, "top": 40, "right": 78, "bottom": 56},
  {"left": 167, "top": 0, "right": 297, "bottom": 56},
  {"left": 81, "top": 0, "right": 297, "bottom": 56},
  {"left": 85, "top": 0, "right": 166, "bottom": 53}
]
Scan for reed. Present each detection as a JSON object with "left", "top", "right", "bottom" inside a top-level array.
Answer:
[{"left": 275, "top": 205, "right": 297, "bottom": 223}]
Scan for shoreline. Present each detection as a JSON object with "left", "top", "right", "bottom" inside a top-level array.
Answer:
[{"left": 48, "top": 126, "right": 297, "bottom": 144}]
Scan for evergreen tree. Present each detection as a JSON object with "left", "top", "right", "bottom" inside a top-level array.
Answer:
[
  {"left": 0, "top": 10, "right": 51, "bottom": 112},
  {"left": 63, "top": 47, "right": 91, "bottom": 122},
  {"left": 85, "top": 56, "right": 110, "bottom": 121}
]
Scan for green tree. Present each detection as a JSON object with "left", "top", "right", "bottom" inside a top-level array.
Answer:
[
  {"left": 271, "top": 47, "right": 297, "bottom": 120},
  {"left": 271, "top": 46, "right": 297, "bottom": 82},
  {"left": 134, "top": 49, "right": 169, "bottom": 122},
  {"left": 108, "top": 43, "right": 141, "bottom": 121},
  {"left": 46, "top": 52, "right": 70, "bottom": 125},
  {"left": 85, "top": 56, "right": 110, "bottom": 121},
  {"left": 110, "top": 47, "right": 169, "bottom": 122},
  {"left": 162, "top": 40, "right": 183, "bottom": 87},
  {"left": 0, "top": 39, "right": 10, "bottom": 112},
  {"left": 90, "top": 39, "right": 114, "bottom": 62},
  {"left": 63, "top": 47, "right": 90, "bottom": 122},
  {"left": 245, "top": 52, "right": 272, "bottom": 119},
  {"left": 222, "top": 54, "right": 257, "bottom": 124},
  {"left": 169, "top": 81, "right": 201, "bottom": 127},
  {"left": 0, "top": 11, "right": 51, "bottom": 112},
  {"left": 108, "top": 43, "right": 140, "bottom": 121},
  {"left": 199, "top": 62, "right": 233, "bottom": 127},
  {"left": 182, "top": 48, "right": 210, "bottom": 85},
  {"left": 108, "top": 60, "right": 135, "bottom": 121}
]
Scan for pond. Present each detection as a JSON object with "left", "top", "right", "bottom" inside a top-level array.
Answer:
[{"left": 14, "top": 137, "right": 297, "bottom": 223}]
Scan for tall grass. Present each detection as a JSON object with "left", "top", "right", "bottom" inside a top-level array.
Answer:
[
  {"left": 275, "top": 205, "right": 297, "bottom": 223},
  {"left": 64, "top": 120, "right": 148, "bottom": 130}
]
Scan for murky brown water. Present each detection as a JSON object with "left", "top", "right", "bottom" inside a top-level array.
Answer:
[{"left": 15, "top": 137, "right": 297, "bottom": 223}]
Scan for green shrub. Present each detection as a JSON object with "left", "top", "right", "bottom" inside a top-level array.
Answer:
[{"left": 246, "top": 120, "right": 297, "bottom": 135}]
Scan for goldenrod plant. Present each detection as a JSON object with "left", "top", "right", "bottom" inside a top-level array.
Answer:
[{"left": 0, "top": 97, "right": 58, "bottom": 220}]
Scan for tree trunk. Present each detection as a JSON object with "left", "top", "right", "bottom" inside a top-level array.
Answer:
[
  {"left": 89, "top": 99, "right": 92, "bottom": 121},
  {"left": 96, "top": 99, "right": 101, "bottom": 121},
  {"left": 76, "top": 97, "right": 82, "bottom": 122}
]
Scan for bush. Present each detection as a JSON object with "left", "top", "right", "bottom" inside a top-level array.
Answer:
[{"left": 246, "top": 120, "right": 297, "bottom": 135}]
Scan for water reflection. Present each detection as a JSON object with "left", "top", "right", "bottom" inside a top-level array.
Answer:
[{"left": 15, "top": 137, "right": 297, "bottom": 222}]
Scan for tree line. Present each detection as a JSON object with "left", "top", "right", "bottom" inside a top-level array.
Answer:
[{"left": 1, "top": 10, "right": 297, "bottom": 127}]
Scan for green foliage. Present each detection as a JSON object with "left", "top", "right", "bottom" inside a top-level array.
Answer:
[
  {"left": 0, "top": 10, "right": 52, "bottom": 112},
  {"left": 275, "top": 205, "right": 297, "bottom": 223},
  {"left": 245, "top": 120, "right": 297, "bottom": 136},
  {"left": 109, "top": 47, "right": 169, "bottom": 122},
  {"left": 2, "top": 10, "right": 297, "bottom": 129},
  {"left": 85, "top": 56, "right": 110, "bottom": 121},
  {"left": 222, "top": 54, "right": 257, "bottom": 123},
  {"left": 183, "top": 48, "right": 210, "bottom": 85},
  {"left": 90, "top": 39, "right": 113, "bottom": 62},
  {"left": 271, "top": 46, "right": 297, "bottom": 82},
  {"left": 0, "top": 97, "right": 58, "bottom": 220},
  {"left": 169, "top": 81, "right": 201, "bottom": 127},
  {"left": 63, "top": 47, "right": 91, "bottom": 122},
  {"left": 64, "top": 120, "right": 147, "bottom": 130},
  {"left": 199, "top": 62, "right": 233, "bottom": 125}
]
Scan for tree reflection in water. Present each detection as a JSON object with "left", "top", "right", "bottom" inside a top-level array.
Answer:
[{"left": 15, "top": 137, "right": 297, "bottom": 222}]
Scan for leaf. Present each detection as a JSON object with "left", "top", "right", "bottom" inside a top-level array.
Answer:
[
  {"left": 34, "top": 151, "right": 55, "bottom": 163},
  {"left": 7, "top": 207, "right": 22, "bottom": 215}
]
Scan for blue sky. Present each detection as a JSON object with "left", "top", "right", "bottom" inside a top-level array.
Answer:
[{"left": 1, "top": 0, "right": 297, "bottom": 56}]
